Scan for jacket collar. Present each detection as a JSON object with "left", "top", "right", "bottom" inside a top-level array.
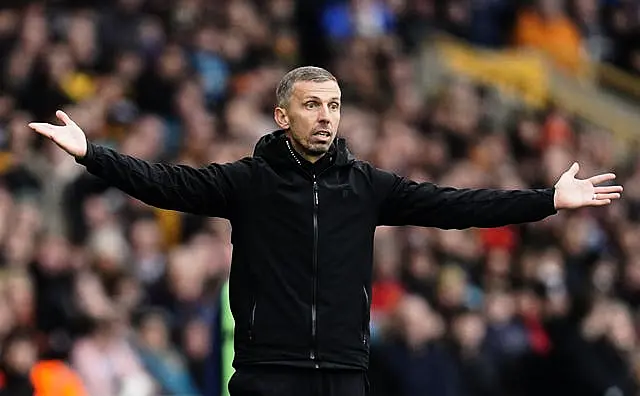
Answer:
[{"left": 252, "top": 130, "right": 355, "bottom": 168}]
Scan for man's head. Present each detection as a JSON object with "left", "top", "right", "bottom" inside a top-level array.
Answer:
[
  {"left": 1, "top": 328, "right": 38, "bottom": 376},
  {"left": 537, "top": 0, "right": 564, "bottom": 18},
  {"left": 274, "top": 66, "right": 341, "bottom": 163}
]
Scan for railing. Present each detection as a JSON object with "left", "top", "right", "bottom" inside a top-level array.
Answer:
[
  {"left": 417, "top": 34, "right": 640, "bottom": 146},
  {"left": 597, "top": 62, "right": 640, "bottom": 103}
]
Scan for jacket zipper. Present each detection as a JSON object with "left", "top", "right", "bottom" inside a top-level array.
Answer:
[
  {"left": 362, "top": 286, "right": 369, "bottom": 345},
  {"left": 249, "top": 300, "right": 257, "bottom": 341},
  {"left": 311, "top": 173, "right": 319, "bottom": 362},
  {"left": 285, "top": 139, "right": 324, "bottom": 365}
]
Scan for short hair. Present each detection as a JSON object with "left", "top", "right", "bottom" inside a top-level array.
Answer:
[{"left": 276, "top": 66, "right": 337, "bottom": 108}]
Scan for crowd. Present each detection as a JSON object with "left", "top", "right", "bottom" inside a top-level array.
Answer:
[
  {"left": 0, "top": 0, "right": 638, "bottom": 395},
  {"left": 422, "top": 0, "right": 640, "bottom": 78},
  {"left": 315, "top": 0, "right": 640, "bottom": 77}
]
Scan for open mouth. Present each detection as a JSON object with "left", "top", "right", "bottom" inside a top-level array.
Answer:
[{"left": 313, "top": 130, "right": 331, "bottom": 138}]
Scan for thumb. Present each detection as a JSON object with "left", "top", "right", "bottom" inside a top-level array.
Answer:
[
  {"left": 56, "top": 110, "right": 76, "bottom": 126},
  {"left": 567, "top": 162, "right": 579, "bottom": 177}
]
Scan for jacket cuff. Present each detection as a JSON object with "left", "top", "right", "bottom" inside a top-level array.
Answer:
[
  {"left": 542, "top": 187, "right": 557, "bottom": 214},
  {"left": 75, "top": 138, "right": 95, "bottom": 165}
]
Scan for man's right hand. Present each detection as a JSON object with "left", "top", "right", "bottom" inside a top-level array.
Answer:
[{"left": 28, "top": 110, "right": 88, "bottom": 158}]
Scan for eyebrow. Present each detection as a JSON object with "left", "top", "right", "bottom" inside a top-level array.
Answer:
[{"left": 303, "top": 96, "right": 341, "bottom": 101}]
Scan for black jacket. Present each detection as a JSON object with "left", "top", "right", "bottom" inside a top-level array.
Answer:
[{"left": 77, "top": 130, "right": 557, "bottom": 370}]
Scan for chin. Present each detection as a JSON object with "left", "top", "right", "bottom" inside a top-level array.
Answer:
[{"left": 307, "top": 145, "right": 331, "bottom": 156}]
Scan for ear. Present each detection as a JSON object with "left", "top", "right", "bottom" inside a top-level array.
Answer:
[{"left": 274, "top": 106, "right": 290, "bottom": 129}]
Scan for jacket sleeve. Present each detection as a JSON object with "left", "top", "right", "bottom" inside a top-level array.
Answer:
[
  {"left": 374, "top": 168, "right": 557, "bottom": 229},
  {"left": 76, "top": 142, "right": 252, "bottom": 218}
]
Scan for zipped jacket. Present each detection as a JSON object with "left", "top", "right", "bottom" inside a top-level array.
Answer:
[{"left": 77, "top": 130, "right": 557, "bottom": 370}]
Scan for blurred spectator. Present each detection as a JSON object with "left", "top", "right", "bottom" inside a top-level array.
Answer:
[
  {"left": 321, "top": 0, "right": 396, "bottom": 41},
  {"left": 570, "top": 0, "right": 613, "bottom": 62},
  {"left": 71, "top": 315, "right": 156, "bottom": 396},
  {"left": 0, "top": 329, "right": 37, "bottom": 396},
  {"left": 513, "top": 0, "right": 586, "bottom": 75},
  {"left": 132, "top": 308, "right": 199, "bottom": 395},
  {"left": 374, "top": 294, "right": 456, "bottom": 396},
  {"left": 450, "top": 310, "right": 501, "bottom": 396},
  {"left": 0, "top": 328, "right": 88, "bottom": 396},
  {"left": 468, "top": 0, "right": 517, "bottom": 48}
]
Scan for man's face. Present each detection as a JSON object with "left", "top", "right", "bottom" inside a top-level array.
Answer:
[
  {"left": 275, "top": 80, "right": 341, "bottom": 162},
  {"left": 538, "top": 0, "right": 563, "bottom": 18},
  {"left": 5, "top": 339, "right": 36, "bottom": 375}
]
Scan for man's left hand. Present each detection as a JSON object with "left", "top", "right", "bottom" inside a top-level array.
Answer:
[{"left": 553, "top": 162, "right": 623, "bottom": 210}]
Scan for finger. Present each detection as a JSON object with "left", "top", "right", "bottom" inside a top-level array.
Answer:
[
  {"left": 27, "top": 122, "right": 54, "bottom": 138},
  {"left": 56, "top": 110, "right": 76, "bottom": 127},
  {"left": 594, "top": 185, "right": 624, "bottom": 194},
  {"left": 567, "top": 162, "right": 580, "bottom": 176},
  {"left": 588, "top": 173, "right": 616, "bottom": 185},
  {"left": 594, "top": 193, "right": 621, "bottom": 200},
  {"left": 589, "top": 199, "right": 612, "bottom": 207}
]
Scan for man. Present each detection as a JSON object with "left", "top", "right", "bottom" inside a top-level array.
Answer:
[
  {"left": 28, "top": 66, "right": 623, "bottom": 396},
  {"left": 0, "top": 328, "right": 88, "bottom": 396}
]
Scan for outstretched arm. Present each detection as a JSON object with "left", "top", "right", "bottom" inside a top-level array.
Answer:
[
  {"left": 376, "top": 163, "right": 622, "bottom": 229},
  {"left": 29, "top": 111, "right": 251, "bottom": 218}
]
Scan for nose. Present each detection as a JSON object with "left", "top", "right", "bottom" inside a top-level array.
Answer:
[{"left": 317, "top": 105, "right": 330, "bottom": 123}]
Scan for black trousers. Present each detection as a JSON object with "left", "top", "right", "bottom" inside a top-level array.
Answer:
[{"left": 228, "top": 366, "right": 370, "bottom": 396}]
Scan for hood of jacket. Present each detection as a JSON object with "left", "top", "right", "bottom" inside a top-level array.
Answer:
[{"left": 252, "top": 129, "right": 355, "bottom": 167}]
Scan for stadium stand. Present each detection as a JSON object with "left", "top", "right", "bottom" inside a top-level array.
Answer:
[{"left": 0, "top": 1, "right": 639, "bottom": 395}]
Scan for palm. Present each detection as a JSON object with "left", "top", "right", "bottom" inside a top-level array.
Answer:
[
  {"left": 553, "top": 163, "right": 623, "bottom": 209},
  {"left": 28, "top": 110, "right": 88, "bottom": 158}
]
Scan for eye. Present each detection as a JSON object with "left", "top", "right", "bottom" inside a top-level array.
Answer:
[
  {"left": 305, "top": 101, "right": 318, "bottom": 110},
  {"left": 329, "top": 102, "right": 340, "bottom": 111}
]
